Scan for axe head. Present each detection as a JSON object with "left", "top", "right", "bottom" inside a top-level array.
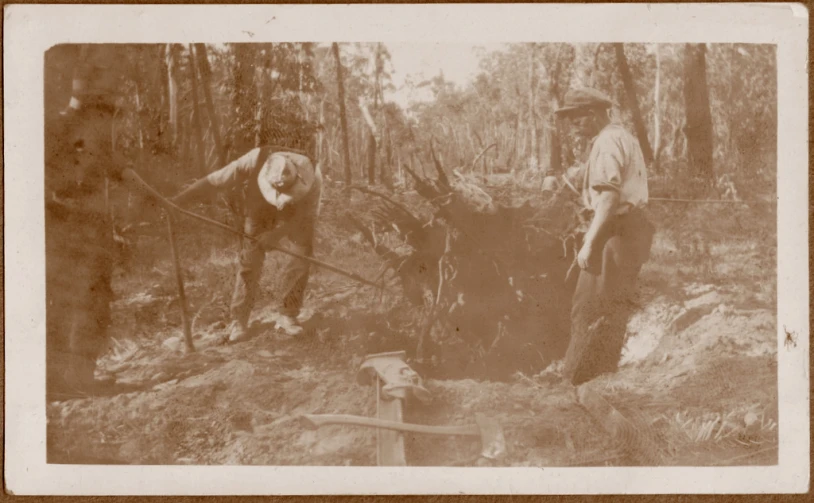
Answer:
[{"left": 474, "top": 413, "right": 506, "bottom": 460}]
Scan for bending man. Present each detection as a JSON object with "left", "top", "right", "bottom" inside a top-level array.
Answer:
[
  {"left": 554, "top": 88, "right": 656, "bottom": 385},
  {"left": 173, "top": 148, "right": 322, "bottom": 342}
]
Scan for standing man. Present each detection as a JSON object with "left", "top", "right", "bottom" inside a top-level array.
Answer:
[
  {"left": 172, "top": 148, "right": 322, "bottom": 342},
  {"left": 554, "top": 88, "right": 656, "bottom": 385},
  {"left": 46, "top": 45, "right": 123, "bottom": 398}
]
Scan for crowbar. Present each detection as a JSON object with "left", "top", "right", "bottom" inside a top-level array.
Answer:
[{"left": 121, "top": 169, "right": 384, "bottom": 290}]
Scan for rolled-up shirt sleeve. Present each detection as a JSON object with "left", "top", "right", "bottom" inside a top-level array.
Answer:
[
  {"left": 589, "top": 139, "right": 624, "bottom": 193},
  {"left": 205, "top": 147, "right": 261, "bottom": 190}
]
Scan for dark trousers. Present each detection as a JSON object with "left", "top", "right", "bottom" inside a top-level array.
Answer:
[
  {"left": 563, "top": 209, "right": 655, "bottom": 385},
  {"left": 46, "top": 210, "right": 114, "bottom": 393},
  {"left": 230, "top": 218, "right": 314, "bottom": 326}
]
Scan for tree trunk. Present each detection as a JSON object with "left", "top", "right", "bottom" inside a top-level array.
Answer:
[
  {"left": 543, "top": 45, "right": 569, "bottom": 175},
  {"left": 359, "top": 97, "right": 378, "bottom": 185},
  {"left": 165, "top": 44, "right": 179, "bottom": 148},
  {"left": 653, "top": 44, "right": 662, "bottom": 171},
  {"left": 194, "top": 44, "right": 226, "bottom": 168},
  {"left": 332, "top": 43, "right": 353, "bottom": 185},
  {"left": 179, "top": 115, "right": 190, "bottom": 172},
  {"left": 317, "top": 97, "right": 325, "bottom": 164},
  {"left": 366, "top": 132, "right": 377, "bottom": 185},
  {"left": 528, "top": 44, "right": 538, "bottom": 172},
  {"left": 683, "top": 43, "right": 715, "bottom": 184},
  {"left": 383, "top": 121, "right": 394, "bottom": 190},
  {"left": 298, "top": 43, "right": 310, "bottom": 122},
  {"left": 614, "top": 43, "right": 654, "bottom": 165},
  {"left": 134, "top": 82, "right": 145, "bottom": 153},
  {"left": 590, "top": 43, "right": 605, "bottom": 88},
  {"left": 550, "top": 119, "right": 562, "bottom": 174},
  {"left": 231, "top": 44, "right": 256, "bottom": 152},
  {"left": 188, "top": 45, "right": 206, "bottom": 175},
  {"left": 374, "top": 44, "right": 393, "bottom": 188},
  {"left": 508, "top": 112, "right": 520, "bottom": 171},
  {"left": 397, "top": 151, "right": 402, "bottom": 185}
]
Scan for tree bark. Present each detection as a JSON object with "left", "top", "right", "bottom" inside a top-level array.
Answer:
[
  {"left": 332, "top": 43, "right": 353, "bottom": 185},
  {"left": 231, "top": 44, "right": 256, "bottom": 151},
  {"left": 547, "top": 45, "right": 567, "bottom": 174},
  {"left": 591, "top": 43, "right": 605, "bottom": 89},
  {"left": 188, "top": 45, "right": 206, "bottom": 175},
  {"left": 165, "top": 44, "right": 179, "bottom": 148},
  {"left": 683, "top": 43, "right": 715, "bottom": 184},
  {"left": 653, "top": 44, "right": 662, "bottom": 171},
  {"left": 508, "top": 112, "right": 520, "bottom": 171},
  {"left": 549, "top": 119, "right": 562, "bottom": 174},
  {"left": 193, "top": 44, "right": 226, "bottom": 168},
  {"left": 528, "top": 43, "right": 538, "bottom": 172},
  {"left": 374, "top": 43, "right": 394, "bottom": 189},
  {"left": 614, "top": 43, "right": 654, "bottom": 165},
  {"left": 317, "top": 97, "right": 325, "bottom": 164},
  {"left": 383, "top": 121, "right": 394, "bottom": 190},
  {"left": 359, "top": 97, "right": 378, "bottom": 185}
]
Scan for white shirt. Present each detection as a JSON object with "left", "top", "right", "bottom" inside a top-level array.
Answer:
[{"left": 582, "top": 124, "right": 649, "bottom": 214}]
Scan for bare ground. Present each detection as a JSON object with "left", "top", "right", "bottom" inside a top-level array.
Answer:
[{"left": 47, "top": 187, "right": 779, "bottom": 467}]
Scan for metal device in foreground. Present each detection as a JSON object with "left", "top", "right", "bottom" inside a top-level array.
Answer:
[
  {"left": 302, "top": 350, "right": 506, "bottom": 465},
  {"left": 354, "top": 351, "right": 431, "bottom": 466}
]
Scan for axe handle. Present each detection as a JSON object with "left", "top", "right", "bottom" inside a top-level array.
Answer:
[{"left": 302, "top": 414, "right": 479, "bottom": 437}]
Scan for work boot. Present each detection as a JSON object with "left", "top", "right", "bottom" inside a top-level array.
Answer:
[
  {"left": 228, "top": 321, "right": 251, "bottom": 343},
  {"left": 275, "top": 315, "right": 304, "bottom": 337}
]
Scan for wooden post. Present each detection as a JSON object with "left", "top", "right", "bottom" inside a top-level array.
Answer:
[{"left": 166, "top": 214, "right": 195, "bottom": 353}]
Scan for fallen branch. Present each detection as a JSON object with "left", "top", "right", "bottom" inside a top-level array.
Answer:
[
  {"left": 349, "top": 185, "right": 421, "bottom": 225},
  {"left": 429, "top": 138, "right": 451, "bottom": 188},
  {"left": 416, "top": 228, "right": 451, "bottom": 362},
  {"left": 560, "top": 174, "right": 581, "bottom": 196}
]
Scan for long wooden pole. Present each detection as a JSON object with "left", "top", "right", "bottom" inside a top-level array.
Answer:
[
  {"left": 121, "top": 169, "right": 384, "bottom": 289},
  {"left": 166, "top": 214, "right": 195, "bottom": 353}
]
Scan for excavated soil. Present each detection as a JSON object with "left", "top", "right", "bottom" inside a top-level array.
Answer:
[{"left": 47, "top": 192, "right": 779, "bottom": 467}]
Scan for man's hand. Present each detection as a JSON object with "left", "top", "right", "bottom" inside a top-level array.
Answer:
[
  {"left": 274, "top": 192, "right": 295, "bottom": 211},
  {"left": 577, "top": 241, "right": 593, "bottom": 270}
]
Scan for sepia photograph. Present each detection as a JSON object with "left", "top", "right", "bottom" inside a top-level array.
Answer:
[{"left": 5, "top": 3, "right": 809, "bottom": 495}]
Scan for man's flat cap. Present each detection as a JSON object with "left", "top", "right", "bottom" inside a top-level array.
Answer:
[{"left": 555, "top": 87, "right": 614, "bottom": 116}]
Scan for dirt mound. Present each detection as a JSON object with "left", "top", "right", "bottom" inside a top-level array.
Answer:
[{"left": 47, "top": 183, "right": 778, "bottom": 468}]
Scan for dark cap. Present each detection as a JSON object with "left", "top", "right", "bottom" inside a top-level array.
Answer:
[{"left": 555, "top": 87, "right": 614, "bottom": 116}]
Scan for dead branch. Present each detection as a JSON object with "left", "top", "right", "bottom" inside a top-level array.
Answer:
[
  {"left": 471, "top": 143, "right": 497, "bottom": 172},
  {"left": 357, "top": 97, "right": 380, "bottom": 140},
  {"left": 416, "top": 228, "right": 451, "bottom": 362},
  {"left": 349, "top": 185, "right": 421, "bottom": 226},
  {"left": 429, "top": 138, "right": 451, "bottom": 188}
]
